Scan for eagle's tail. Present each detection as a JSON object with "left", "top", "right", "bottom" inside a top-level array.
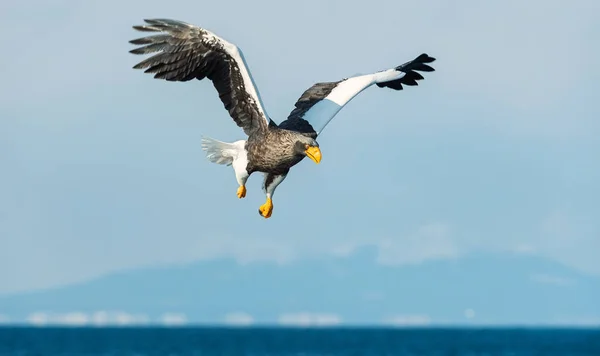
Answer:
[{"left": 200, "top": 136, "right": 237, "bottom": 166}]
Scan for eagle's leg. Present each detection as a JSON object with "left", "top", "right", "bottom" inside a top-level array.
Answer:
[
  {"left": 259, "top": 172, "right": 288, "bottom": 218},
  {"left": 233, "top": 163, "right": 249, "bottom": 199}
]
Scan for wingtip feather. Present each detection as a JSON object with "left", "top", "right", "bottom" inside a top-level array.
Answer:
[{"left": 416, "top": 53, "right": 436, "bottom": 63}]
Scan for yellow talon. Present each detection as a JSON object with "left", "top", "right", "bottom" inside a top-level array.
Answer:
[
  {"left": 237, "top": 185, "right": 246, "bottom": 199},
  {"left": 258, "top": 198, "right": 273, "bottom": 218}
]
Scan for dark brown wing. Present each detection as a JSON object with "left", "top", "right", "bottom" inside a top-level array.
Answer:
[{"left": 129, "top": 19, "right": 272, "bottom": 136}]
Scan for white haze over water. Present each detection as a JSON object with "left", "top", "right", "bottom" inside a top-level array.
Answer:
[{"left": 22, "top": 311, "right": 172, "bottom": 327}]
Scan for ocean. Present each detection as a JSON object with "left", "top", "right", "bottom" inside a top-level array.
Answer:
[{"left": 1, "top": 327, "right": 599, "bottom": 355}]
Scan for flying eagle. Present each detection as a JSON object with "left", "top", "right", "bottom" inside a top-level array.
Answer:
[{"left": 129, "top": 19, "right": 436, "bottom": 219}]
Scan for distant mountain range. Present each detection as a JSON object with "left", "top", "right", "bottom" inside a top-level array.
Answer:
[{"left": 1, "top": 248, "right": 599, "bottom": 326}]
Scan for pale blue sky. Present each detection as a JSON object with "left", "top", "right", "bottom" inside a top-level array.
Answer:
[{"left": 1, "top": 0, "right": 599, "bottom": 301}]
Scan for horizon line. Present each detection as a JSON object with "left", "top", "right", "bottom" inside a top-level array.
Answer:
[{"left": 0, "top": 323, "right": 598, "bottom": 329}]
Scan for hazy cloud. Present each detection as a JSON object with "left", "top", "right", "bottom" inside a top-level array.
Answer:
[
  {"left": 223, "top": 312, "right": 254, "bottom": 326},
  {"left": 159, "top": 313, "right": 188, "bottom": 326},
  {"left": 110, "top": 312, "right": 150, "bottom": 326},
  {"left": 278, "top": 313, "right": 342, "bottom": 327},
  {"left": 25, "top": 311, "right": 150, "bottom": 326},
  {"left": 26, "top": 312, "right": 50, "bottom": 326},
  {"left": 534, "top": 212, "right": 600, "bottom": 274},
  {"left": 550, "top": 316, "right": 600, "bottom": 326},
  {"left": 530, "top": 273, "right": 575, "bottom": 287},
  {"left": 464, "top": 309, "right": 476, "bottom": 320},
  {"left": 384, "top": 315, "right": 431, "bottom": 326},
  {"left": 377, "top": 223, "right": 459, "bottom": 265},
  {"left": 0, "top": 314, "right": 9, "bottom": 324}
]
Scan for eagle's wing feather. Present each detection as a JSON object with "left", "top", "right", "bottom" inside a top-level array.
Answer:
[
  {"left": 279, "top": 53, "right": 436, "bottom": 138},
  {"left": 129, "top": 19, "right": 271, "bottom": 136}
]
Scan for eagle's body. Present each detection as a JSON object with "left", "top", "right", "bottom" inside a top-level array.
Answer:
[
  {"left": 129, "top": 18, "right": 436, "bottom": 218},
  {"left": 245, "top": 126, "right": 309, "bottom": 175}
]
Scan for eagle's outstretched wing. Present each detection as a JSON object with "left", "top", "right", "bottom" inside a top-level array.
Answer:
[
  {"left": 279, "top": 53, "right": 436, "bottom": 138},
  {"left": 129, "top": 19, "right": 272, "bottom": 136}
]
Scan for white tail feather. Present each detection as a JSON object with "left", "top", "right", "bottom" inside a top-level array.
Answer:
[{"left": 200, "top": 136, "right": 238, "bottom": 166}]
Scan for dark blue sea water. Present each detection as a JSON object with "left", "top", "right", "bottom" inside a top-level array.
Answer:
[{"left": 1, "top": 327, "right": 599, "bottom": 355}]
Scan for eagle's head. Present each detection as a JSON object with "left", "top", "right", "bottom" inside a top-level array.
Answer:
[{"left": 293, "top": 135, "right": 321, "bottom": 164}]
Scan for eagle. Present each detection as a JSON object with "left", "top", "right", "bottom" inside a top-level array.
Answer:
[{"left": 129, "top": 19, "right": 436, "bottom": 219}]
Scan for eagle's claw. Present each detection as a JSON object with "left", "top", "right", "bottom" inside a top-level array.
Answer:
[
  {"left": 258, "top": 198, "right": 273, "bottom": 218},
  {"left": 237, "top": 185, "right": 246, "bottom": 199}
]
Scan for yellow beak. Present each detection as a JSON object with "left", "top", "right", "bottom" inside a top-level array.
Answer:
[{"left": 305, "top": 146, "right": 322, "bottom": 164}]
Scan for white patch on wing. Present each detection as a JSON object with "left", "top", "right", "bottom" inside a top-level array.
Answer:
[
  {"left": 233, "top": 49, "right": 271, "bottom": 123},
  {"left": 299, "top": 69, "right": 407, "bottom": 135},
  {"left": 326, "top": 74, "right": 377, "bottom": 106},
  {"left": 218, "top": 37, "right": 271, "bottom": 125},
  {"left": 326, "top": 70, "right": 405, "bottom": 107},
  {"left": 300, "top": 98, "right": 344, "bottom": 136}
]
